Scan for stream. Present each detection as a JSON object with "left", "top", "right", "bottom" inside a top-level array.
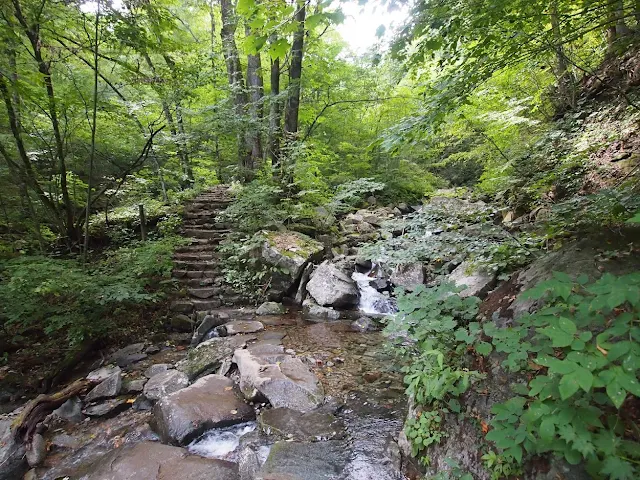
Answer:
[{"left": 34, "top": 281, "right": 410, "bottom": 480}]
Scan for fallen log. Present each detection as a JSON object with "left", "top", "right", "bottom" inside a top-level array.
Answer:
[{"left": 11, "top": 378, "right": 90, "bottom": 443}]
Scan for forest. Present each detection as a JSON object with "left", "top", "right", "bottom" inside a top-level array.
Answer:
[{"left": 0, "top": 0, "right": 639, "bottom": 479}]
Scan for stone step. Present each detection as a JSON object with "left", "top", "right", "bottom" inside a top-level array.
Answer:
[
  {"left": 181, "top": 225, "right": 231, "bottom": 233},
  {"left": 173, "top": 261, "right": 221, "bottom": 271},
  {"left": 183, "top": 229, "right": 227, "bottom": 240},
  {"left": 173, "top": 253, "right": 216, "bottom": 261},
  {"left": 176, "top": 270, "right": 222, "bottom": 279},
  {"left": 192, "top": 299, "right": 224, "bottom": 310},
  {"left": 180, "top": 277, "right": 222, "bottom": 288},
  {"left": 188, "top": 287, "right": 224, "bottom": 299},
  {"left": 175, "top": 244, "right": 218, "bottom": 253},
  {"left": 170, "top": 300, "right": 194, "bottom": 314}
]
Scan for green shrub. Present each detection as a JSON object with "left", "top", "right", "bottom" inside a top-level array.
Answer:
[
  {"left": 0, "top": 238, "right": 180, "bottom": 348},
  {"left": 479, "top": 272, "right": 640, "bottom": 478}
]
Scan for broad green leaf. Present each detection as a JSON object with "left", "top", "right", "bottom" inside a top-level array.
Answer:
[
  {"left": 539, "top": 418, "right": 555, "bottom": 442},
  {"left": 558, "top": 373, "right": 580, "bottom": 400},
  {"left": 606, "top": 381, "right": 627, "bottom": 409}
]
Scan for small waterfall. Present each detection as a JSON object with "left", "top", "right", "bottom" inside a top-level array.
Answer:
[{"left": 351, "top": 264, "right": 397, "bottom": 315}]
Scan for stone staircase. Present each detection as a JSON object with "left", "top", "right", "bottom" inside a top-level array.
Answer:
[{"left": 170, "top": 185, "right": 248, "bottom": 318}]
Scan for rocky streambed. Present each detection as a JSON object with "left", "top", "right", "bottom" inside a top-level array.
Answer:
[{"left": 0, "top": 307, "right": 407, "bottom": 480}]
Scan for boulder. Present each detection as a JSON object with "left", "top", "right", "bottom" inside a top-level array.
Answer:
[
  {"left": 306, "top": 261, "right": 359, "bottom": 308},
  {"left": 176, "top": 335, "right": 256, "bottom": 380},
  {"left": 0, "top": 418, "right": 26, "bottom": 479},
  {"left": 84, "top": 441, "right": 239, "bottom": 480},
  {"left": 258, "top": 231, "right": 324, "bottom": 297},
  {"left": 51, "top": 396, "right": 85, "bottom": 423},
  {"left": 83, "top": 398, "right": 130, "bottom": 418},
  {"left": 123, "top": 378, "right": 147, "bottom": 394},
  {"left": 191, "top": 313, "right": 229, "bottom": 346},
  {"left": 294, "top": 263, "right": 314, "bottom": 305},
  {"left": 143, "top": 370, "right": 189, "bottom": 401},
  {"left": 351, "top": 316, "right": 377, "bottom": 332},
  {"left": 448, "top": 261, "right": 497, "bottom": 299},
  {"left": 259, "top": 408, "right": 345, "bottom": 441},
  {"left": 109, "top": 343, "right": 147, "bottom": 367},
  {"left": 258, "top": 440, "right": 349, "bottom": 480},
  {"left": 302, "top": 299, "right": 340, "bottom": 322},
  {"left": 170, "top": 314, "right": 194, "bottom": 332},
  {"left": 144, "top": 364, "right": 173, "bottom": 378},
  {"left": 87, "top": 365, "right": 121, "bottom": 384},
  {"left": 390, "top": 263, "right": 424, "bottom": 290},
  {"left": 233, "top": 349, "right": 324, "bottom": 412},
  {"left": 256, "top": 302, "right": 285, "bottom": 316},
  {"left": 26, "top": 433, "right": 46, "bottom": 467},
  {"left": 85, "top": 371, "right": 122, "bottom": 402},
  {"left": 153, "top": 374, "right": 255, "bottom": 445}
]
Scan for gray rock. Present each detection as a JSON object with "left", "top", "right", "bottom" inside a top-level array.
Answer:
[
  {"left": 170, "top": 314, "right": 194, "bottom": 332},
  {"left": 449, "top": 261, "right": 497, "bottom": 299},
  {"left": 83, "top": 441, "right": 239, "bottom": 480},
  {"left": 145, "top": 344, "right": 161, "bottom": 354},
  {"left": 51, "top": 396, "right": 85, "bottom": 423},
  {"left": 144, "top": 363, "right": 173, "bottom": 378},
  {"left": 234, "top": 349, "right": 324, "bottom": 412},
  {"left": 256, "top": 302, "right": 285, "bottom": 316},
  {"left": 191, "top": 313, "right": 229, "bottom": 346},
  {"left": 0, "top": 418, "right": 26, "bottom": 479},
  {"left": 109, "top": 343, "right": 147, "bottom": 367},
  {"left": 176, "top": 335, "right": 256, "bottom": 380},
  {"left": 218, "top": 320, "right": 264, "bottom": 336},
  {"left": 306, "top": 261, "right": 359, "bottom": 308},
  {"left": 153, "top": 374, "right": 255, "bottom": 445},
  {"left": 123, "top": 379, "right": 147, "bottom": 394},
  {"left": 86, "top": 365, "right": 121, "bottom": 383},
  {"left": 83, "top": 398, "right": 129, "bottom": 418},
  {"left": 294, "top": 263, "right": 314, "bottom": 305},
  {"left": 258, "top": 231, "right": 324, "bottom": 297},
  {"left": 143, "top": 370, "right": 189, "bottom": 401},
  {"left": 85, "top": 371, "right": 122, "bottom": 402},
  {"left": 351, "top": 316, "right": 377, "bottom": 332},
  {"left": 258, "top": 440, "right": 349, "bottom": 480},
  {"left": 390, "top": 263, "right": 424, "bottom": 290},
  {"left": 26, "top": 433, "right": 46, "bottom": 467},
  {"left": 259, "top": 408, "right": 345, "bottom": 441},
  {"left": 302, "top": 299, "right": 340, "bottom": 322}
]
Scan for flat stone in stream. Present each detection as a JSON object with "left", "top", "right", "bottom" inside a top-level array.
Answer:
[
  {"left": 176, "top": 335, "right": 256, "bottom": 380},
  {"left": 233, "top": 349, "right": 324, "bottom": 412},
  {"left": 153, "top": 374, "right": 255, "bottom": 445},
  {"left": 144, "top": 363, "right": 173, "bottom": 378},
  {"left": 82, "top": 441, "right": 239, "bottom": 480},
  {"left": 217, "top": 320, "right": 264, "bottom": 336},
  {"left": 109, "top": 343, "right": 148, "bottom": 367},
  {"left": 258, "top": 440, "right": 349, "bottom": 480},
  {"left": 143, "top": 370, "right": 189, "bottom": 401},
  {"left": 259, "top": 407, "right": 346, "bottom": 441},
  {"left": 82, "top": 398, "right": 130, "bottom": 418}
]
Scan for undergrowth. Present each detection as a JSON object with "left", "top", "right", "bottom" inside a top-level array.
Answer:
[{"left": 389, "top": 272, "right": 640, "bottom": 479}]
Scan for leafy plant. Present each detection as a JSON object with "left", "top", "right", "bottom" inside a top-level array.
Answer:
[
  {"left": 386, "top": 283, "right": 484, "bottom": 458},
  {"left": 483, "top": 272, "right": 640, "bottom": 478}
]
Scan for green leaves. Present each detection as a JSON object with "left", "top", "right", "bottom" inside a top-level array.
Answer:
[{"left": 537, "top": 316, "right": 576, "bottom": 347}]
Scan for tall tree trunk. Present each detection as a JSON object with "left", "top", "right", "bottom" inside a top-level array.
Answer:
[
  {"left": 162, "top": 54, "right": 194, "bottom": 188},
  {"left": 84, "top": 0, "right": 100, "bottom": 261},
  {"left": 616, "top": 0, "right": 630, "bottom": 35},
  {"left": 268, "top": 48, "right": 283, "bottom": 173},
  {"left": 550, "top": 0, "right": 575, "bottom": 110},
  {"left": 11, "top": 0, "right": 75, "bottom": 242},
  {"left": 220, "top": 0, "right": 253, "bottom": 174},
  {"left": 245, "top": 24, "right": 264, "bottom": 167},
  {"left": 284, "top": 2, "right": 306, "bottom": 139},
  {"left": 606, "top": 2, "right": 618, "bottom": 56}
]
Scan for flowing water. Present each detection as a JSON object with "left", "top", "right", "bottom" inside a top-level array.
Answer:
[{"left": 351, "top": 264, "right": 398, "bottom": 315}]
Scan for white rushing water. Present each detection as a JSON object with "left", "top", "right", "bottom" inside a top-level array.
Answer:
[
  {"left": 351, "top": 265, "right": 397, "bottom": 315},
  {"left": 188, "top": 422, "right": 258, "bottom": 461}
]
